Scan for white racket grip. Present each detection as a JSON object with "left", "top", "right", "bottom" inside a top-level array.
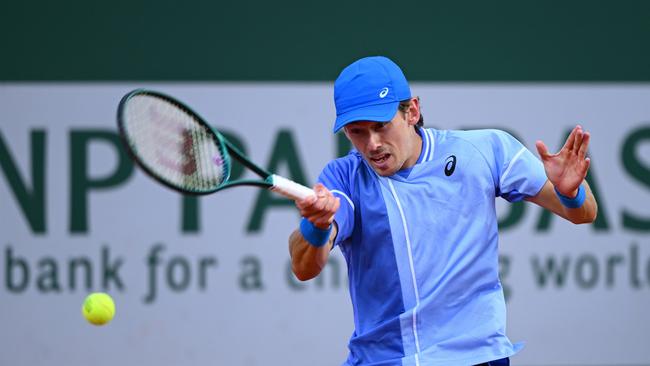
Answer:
[{"left": 269, "top": 174, "right": 315, "bottom": 201}]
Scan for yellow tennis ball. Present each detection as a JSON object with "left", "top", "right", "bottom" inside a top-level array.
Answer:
[{"left": 82, "top": 292, "right": 115, "bottom": 326}]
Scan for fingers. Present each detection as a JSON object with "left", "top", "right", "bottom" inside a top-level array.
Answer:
[
  {"left": 295, "top": 183, "right": 340, "bottom": 229},
  {"left": 569, "top": 126, "right": 591, "bottom": 163},
  {"left": 577, "top": 131, "right": 590, "bottom": 160},
  {"left": 295, "top": 194, "right": 317, "bottom": 210},
  {"left": 295, "top": 183, "right": 326, "bottom": 209},
  {"left": 561, "top": 125, "right": 579, "bottom": 151},
  {"left": 314, "top": 183, "right": 329, "bottom": 198},
  {"left": 572, "top": 125, "right": 584, "bottom": 152},
  {"left": 310, "top": 198, "right": 341, "bottom": 227},
  {"left": 566, "top": 126, "right": 591, "bottom": 178},
  {"left": 558, "top": 125, "right": 590, "bottom": 159},
  {"left": 535, "top": 140, "right": 550, "bottom": 159}
]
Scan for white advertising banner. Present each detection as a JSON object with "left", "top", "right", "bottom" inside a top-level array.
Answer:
[{"left": 0, "top": 84, "right": 649, "bottom": 366}]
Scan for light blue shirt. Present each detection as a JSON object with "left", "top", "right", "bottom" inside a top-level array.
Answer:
[{"left": 318, "top": 128, "right": 547, "bottom": 366}]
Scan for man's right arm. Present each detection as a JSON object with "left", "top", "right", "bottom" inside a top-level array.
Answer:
[
  {"left": 289, "top": 224, "right": 338, "bottom": 281},
  {"left": 289, "top": 183, "right": 340, "bottom": 281}
]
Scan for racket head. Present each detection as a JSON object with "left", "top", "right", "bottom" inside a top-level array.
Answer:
[{"left": 117, "top": 89, "right": 232, "bottom": 195}]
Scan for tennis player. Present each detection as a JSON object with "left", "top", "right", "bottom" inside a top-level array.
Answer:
[{"left": 289, "top": 56, "right": 598, "bottom": 366}]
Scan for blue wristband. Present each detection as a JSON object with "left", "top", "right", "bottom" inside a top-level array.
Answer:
[
  {"left": 555, "top": 185, "right": 586, "bottom": 209},
  {"left": 299, "top": 218, "right": 332, "bottom": 247}
]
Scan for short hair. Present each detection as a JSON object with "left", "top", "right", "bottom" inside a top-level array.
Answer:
[{"left": 398, "top": 97, "right": 424, "bottom": 128}]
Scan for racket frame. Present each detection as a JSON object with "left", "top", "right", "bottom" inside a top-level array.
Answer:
[{"left": 117, "top": 89, "right": 275, "bottom": 195}]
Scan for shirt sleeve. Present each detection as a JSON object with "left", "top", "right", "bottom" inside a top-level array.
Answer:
[
  {"left": 490, "top": 130, "right": 547, "bottom": 202},
  {"left": 317, "top": 159, "right": 355, "bottom": 247}
]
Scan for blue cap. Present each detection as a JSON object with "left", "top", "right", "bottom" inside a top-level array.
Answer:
[{"left": 333, "top": 56, "right": 411, "bottom": 133}]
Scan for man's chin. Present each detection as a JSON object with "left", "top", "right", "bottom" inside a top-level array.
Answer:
[
  {"left": 370, "top": 164, "right": 398, "bottom": 176},
  {"left": 375, "top": 170, "right": 395, "bottom": 177}
]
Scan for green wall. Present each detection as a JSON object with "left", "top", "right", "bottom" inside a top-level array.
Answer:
[{"left": 2, "top": 0, "right": 650, "bottom": 81}]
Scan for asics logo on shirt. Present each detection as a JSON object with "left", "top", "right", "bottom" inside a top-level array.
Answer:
[
  {"left": 379, "top": 87, "right": 389, "bottom": 98},
  {"left": 444, "top": 155, "right": 457, "bottom": 176}
]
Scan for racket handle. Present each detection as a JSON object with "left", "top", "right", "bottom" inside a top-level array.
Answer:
[{"left": 269, "top": 174, "right": 315, "bottom": 201}]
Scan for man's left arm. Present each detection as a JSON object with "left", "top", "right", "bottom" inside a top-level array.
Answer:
[{"left": 525, "top": 125, "right": 598, "bottom": 224}]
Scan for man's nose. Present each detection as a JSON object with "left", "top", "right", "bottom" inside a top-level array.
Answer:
[{"left": 367, "top": 132, "right": 382, "bottom": 152}]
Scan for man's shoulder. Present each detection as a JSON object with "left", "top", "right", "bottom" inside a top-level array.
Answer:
[
  {"left": 319, "top": 150, "right": 364, "bottom": 182},
  {"left": 325, "top": 150, "right": 364, "bottom": 170},
  {"left": 432, "top": 128, "right": 509, "bottom": 142},
  {"left": 429, "top": 128, "right": 515, "bottom": 152}
]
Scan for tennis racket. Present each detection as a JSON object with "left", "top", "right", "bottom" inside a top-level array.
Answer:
[{"left": 116, "top": 89, "right": 315, "bottom": 200}]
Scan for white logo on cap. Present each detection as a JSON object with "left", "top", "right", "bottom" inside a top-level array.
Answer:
[{"left": 379, "top": 87, "right": 389, "bottom": 98}]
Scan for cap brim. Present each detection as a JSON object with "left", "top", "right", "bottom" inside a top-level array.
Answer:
[{"left": 333, "top": 101, "right": 399, "bottom": 133}]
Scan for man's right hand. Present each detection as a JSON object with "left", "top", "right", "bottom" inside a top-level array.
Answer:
[
  {"left": 295, "top": 183, "right": 341, "bottom": 229},
  {"left": 290, "top": 183, "right": 340, "bottom": 281}
]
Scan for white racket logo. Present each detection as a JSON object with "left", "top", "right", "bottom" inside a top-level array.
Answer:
[{"left": 379, "top": 87, "right": 389, "bottom": 98}]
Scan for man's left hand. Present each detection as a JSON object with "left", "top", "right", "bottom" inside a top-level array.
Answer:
[{"left": 535, "top": 125, "right": 591, "bottom": 197}]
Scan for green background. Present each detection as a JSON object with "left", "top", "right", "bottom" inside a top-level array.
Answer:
[{"left": 2, "top": 0, "right": 650, "bottom": 81}]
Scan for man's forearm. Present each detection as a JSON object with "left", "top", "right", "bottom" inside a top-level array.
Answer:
[
  {"left": 561, "top": 182, "right": 598, "bottom": 224},
  {"left": 289, "top": 226, "right": 337, "bottom": 281},
  {"left": 526, "top": 180, "right": 598, "bottom": 225}
]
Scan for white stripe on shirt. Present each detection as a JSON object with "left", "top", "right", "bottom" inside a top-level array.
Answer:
[
  {"left": 331, "top": 189, "right": 355, "bottom": 211},
  {"left": 420, "top": 128, "right": 430, "bottom": 164},
  {"left": 386, "top": 179, "right": 422, "bottom": 358},
  {"left": 500, "top": 147, "right": 527, "bottom": 187},
  {"left": 426, "top": 129, "right": 436, "bottom": 162}
]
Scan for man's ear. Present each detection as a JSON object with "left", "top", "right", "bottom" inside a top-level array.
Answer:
[
  {"left": 342, "top": 126, "right": 350, "bottom": 140},
  {"left": 407, "top": 98, "right": 421, "bottom": 126}
]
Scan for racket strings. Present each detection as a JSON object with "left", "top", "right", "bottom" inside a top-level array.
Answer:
[{"left": 122, "top": 94, "right": 227, "bottom": 192}]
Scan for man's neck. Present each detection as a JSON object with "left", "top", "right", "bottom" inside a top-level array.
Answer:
[{"left": 402, "top": 127, "right": 424, "bottom": 169}]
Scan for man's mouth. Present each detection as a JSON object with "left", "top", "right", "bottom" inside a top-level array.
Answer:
[{"left": 370, "top": 153, "right": 390, "bottom": 164}]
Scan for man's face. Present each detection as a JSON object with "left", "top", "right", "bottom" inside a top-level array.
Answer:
[{"left": 343, "top": 102, "right": 421, "bottom": 176}]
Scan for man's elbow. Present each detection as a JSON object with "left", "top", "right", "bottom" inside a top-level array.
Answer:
[
  {"left": 570, "top": 207, "right": 598, "bottom": 225},
  {"left": 571, "top": 216, "right": 595, "bottom": 225},
  {"left": 292, "top": 264, "right": 321, "bottom": 281}
]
